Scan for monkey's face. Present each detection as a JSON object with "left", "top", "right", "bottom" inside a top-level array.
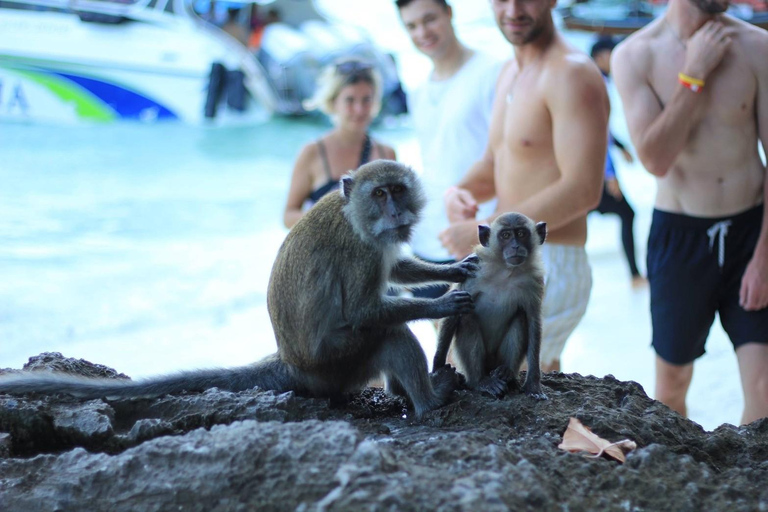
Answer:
[
  {"left": 369, "top": 183, "right": 419, "bottom": 242},
  {"left": 499, "top": 227, "right": 532, "bottom": 266},
  {"left": 482, "top": 213, "right": 546, "bottom": 267},
  {"left": 342, "top": 162, "right": 426, "bottom": 247},
  {"left": 399, "top": 0, "right": 455, "bottom": 61},
  {"left": 491, "top": 0, "right": 556, "bottom": 46}
]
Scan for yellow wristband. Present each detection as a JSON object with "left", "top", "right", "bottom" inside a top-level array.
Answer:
[{"left": 678, "top": 72, "right": 705, "bottom": 87}]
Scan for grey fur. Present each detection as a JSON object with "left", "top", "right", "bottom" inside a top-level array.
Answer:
[
  {"left": 433, "top": 212, "right": 548, "bottom": 400},
  {"left": 267, "top": 160, "right": 477, "bottom": 416},
  {"left": 0, "top": 161, "right": 475, "bottom": 418}
]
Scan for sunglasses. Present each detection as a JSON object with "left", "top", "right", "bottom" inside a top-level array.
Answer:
[{"left": 336, "top": 61, "right": 374, "bottom": 76}]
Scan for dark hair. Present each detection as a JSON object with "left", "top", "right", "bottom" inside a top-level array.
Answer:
[
  {"left": 590, "top": 36, "right": 618, "bottom": 58},
  {"left": 396, "top": 0, "right": 449, "bottom": 10}
]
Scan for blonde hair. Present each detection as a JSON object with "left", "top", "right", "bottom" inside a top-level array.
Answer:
[{"left": 304, "top": 58, "right": 383, "bottom": 119}]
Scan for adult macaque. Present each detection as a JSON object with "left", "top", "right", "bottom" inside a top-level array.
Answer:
[{"left": 0, "top": 161, "right": 477, "bottom": 418}]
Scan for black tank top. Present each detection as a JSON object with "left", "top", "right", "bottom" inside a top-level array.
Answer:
[{"left": 307, "top": 134, "right": 375, "bottom": 204}]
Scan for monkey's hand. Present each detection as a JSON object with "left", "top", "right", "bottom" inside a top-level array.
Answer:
[
  {"left": 447, "top": 254, "right": 480, "bottom": 283},
  {"left": 432, "top": 290, "right": 474, "bottom": 318}
]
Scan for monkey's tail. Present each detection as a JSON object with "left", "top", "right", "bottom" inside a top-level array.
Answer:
[{"left": 0, "top": 354, "right": 300, "bottom": 400}]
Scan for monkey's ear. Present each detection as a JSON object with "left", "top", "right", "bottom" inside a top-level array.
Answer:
[
  {"left": 535, "top": 222, "right": 547, "bottom": 245},
  {"left": 340, "top": 176, "right": 354, "bottom": 201},
  {"left": 478, "top": 225, "right": 491, "bottom": 247}
]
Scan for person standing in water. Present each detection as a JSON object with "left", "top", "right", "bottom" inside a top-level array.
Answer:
[{"left": 283, "top": 59, "right": 397, "bottom": 228}]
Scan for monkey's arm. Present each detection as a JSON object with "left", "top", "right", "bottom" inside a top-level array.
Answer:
[
  {"left": 390, "top": 255, "right": 478, "bottom": 285},
  {"left": 433, "top": 315, "right": 459, "bottom": 370},
  {"left": 350, "top": 292, "right": 474, "bottom": 328}
]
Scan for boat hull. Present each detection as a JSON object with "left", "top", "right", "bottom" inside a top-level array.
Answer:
[{"left": 0, "top": 6, "right": 272, "bottom": 125}]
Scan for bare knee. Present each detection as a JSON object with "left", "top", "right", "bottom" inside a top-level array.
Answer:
[
  {"left": 742, "top": 374, "right": 768, "bottom": 425},
  {"left": 655, "top": 357, "right": 693, "bottom": 417},
  {"left": 736, "top": 343, "right": 768, "bottom": 425}
]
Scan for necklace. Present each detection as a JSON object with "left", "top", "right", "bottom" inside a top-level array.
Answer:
[
  {"left": 506, "top": 63, "right": 533, "bottom": 104},
  {"left": 665, "top": 18, "right": 687, "bottom": 49}
]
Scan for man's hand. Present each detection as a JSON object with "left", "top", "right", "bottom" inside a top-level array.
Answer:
[
  {"left": 444, "top": 186, "right": 478, "bottom": 223},
  {"left": 439, "top": 220, "right": 479, "bottom": 260},
  {"left": 683, "top": 20, "right": 733, "bottom": 80},
  {"left": 740, "top": 253, "right": 768, "bottom": 311},
  {"left": 606, "top": 178, "right": 623, "bottom": 200}
]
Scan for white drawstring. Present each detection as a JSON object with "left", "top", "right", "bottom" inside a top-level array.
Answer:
[{"left": 707, "top": 220, "right": 731, "bottom": 269}]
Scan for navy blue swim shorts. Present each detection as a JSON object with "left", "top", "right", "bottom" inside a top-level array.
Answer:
[{"left": 647, "top": 204, "right": 768, "bottom": 365}]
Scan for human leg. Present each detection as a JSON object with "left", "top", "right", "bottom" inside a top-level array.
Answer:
[
  {"left": 647, "top": 210, "right": 721, "bottom": 416},
  {"left": 735, "top": 343, "right": 768, "bottom": 424},
  {"left": 717, "top": 206, "right": 768, "bottom": 424},
  {"left": 736, "top": 342, "right": 768, "bottom": 425},
  {"left": 615, "top": 198, "right": 640, "bottom": 278},
  {"left": 595, "top": 185, "right": 641, "bottom": 278},
  {"left": 654, "top": 356, "right": 694, "bottom": 417}
]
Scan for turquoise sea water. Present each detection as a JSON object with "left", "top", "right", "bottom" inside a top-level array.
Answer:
[{"left": 0, "top": 2, "right": 746, "bottom": 431}]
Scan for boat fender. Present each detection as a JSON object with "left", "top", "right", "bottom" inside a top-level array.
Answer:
[
  {"left": 78, "top": 11, "right": 126, "bottom": 24},
  {"left": 205, "top": 62, "right": 227, "bottom": 119},
  {"left": 226, "top": 70, "right": 247, "bottom": 112}
]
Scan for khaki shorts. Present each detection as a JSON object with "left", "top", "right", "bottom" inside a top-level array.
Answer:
[{"left": 539, "top": 244, "right": 592, "bottom": 366}]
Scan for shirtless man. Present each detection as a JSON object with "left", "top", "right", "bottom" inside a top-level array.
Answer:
[
  {"left": 612, "top": 0, "right": 768, "bottom": 424},
  {"left": 440, "top": 0, "right": 609, "bottom": 373}
]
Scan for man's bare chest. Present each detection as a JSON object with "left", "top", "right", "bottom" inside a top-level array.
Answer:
[
  {"left": 649, "top": 49, "right": 756, "bottom": 126},
  {"left": 498, "top": 87, "right": 553, "bottom": 156}
]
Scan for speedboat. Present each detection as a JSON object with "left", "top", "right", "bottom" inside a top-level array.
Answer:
[
  {"left": 0, "top": 0, "right": 406, "bottom": 125},
  {"left": 0, "top": 0, "right": 279, "bottom": 124}
]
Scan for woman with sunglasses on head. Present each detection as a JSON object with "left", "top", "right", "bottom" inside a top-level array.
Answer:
[{"left": 283, "top": 58, "right": 397, "bottom": 229}]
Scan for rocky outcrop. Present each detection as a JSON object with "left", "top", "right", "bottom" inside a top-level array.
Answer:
[{"left": 1, "top": 353, "right": 766, "bottom": 511}]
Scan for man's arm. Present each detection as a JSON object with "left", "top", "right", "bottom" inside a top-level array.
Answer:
[
  {"left": 491, "top": 60, "right": 609, "bottom": 231},
  {"left": 740, "top": 28, "right": 768, "bottom": 311},
  {"left": 444, "top": 60, "right": 514, "bottom": 223},
  {"left": 612, "top": 21, "right": 732, "bottom": 177},
  {"left": 456, "top": 148, "right": 496, "bottom": 202}
]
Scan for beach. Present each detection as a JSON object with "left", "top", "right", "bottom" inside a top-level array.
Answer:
[{"left": 0, "top": 0, "right": 745, "bottom": 431}]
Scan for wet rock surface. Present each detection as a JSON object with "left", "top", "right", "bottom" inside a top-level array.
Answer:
[{"left": 1, "top": 353, "right": 766, "bottom": 511}]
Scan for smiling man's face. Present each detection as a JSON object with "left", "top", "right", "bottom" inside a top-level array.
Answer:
[
  {"left": 491, "top": 0, "right": 556, "bottom": 46},
  {"left": 399, "top": 0, "right": 455, "bottom": 61}
]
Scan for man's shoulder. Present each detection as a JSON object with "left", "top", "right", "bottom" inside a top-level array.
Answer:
[
  {"left": 730, "top": 15, "right": 768, "bottom": 49},
  {"left": 611, "top": 20, "right": 663, "bottom": 80},
  {"left": 731, "top": 19, "right": 768, "bottom": 77},
  {"left": 543, "top": 47, "right": 604, "bottom": 89},
  {"left": 538, "top": 46, "right": 608, "bottom": 109},
  {"left": 615, "top": 17, "right": 665, "bottom": 57}
]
